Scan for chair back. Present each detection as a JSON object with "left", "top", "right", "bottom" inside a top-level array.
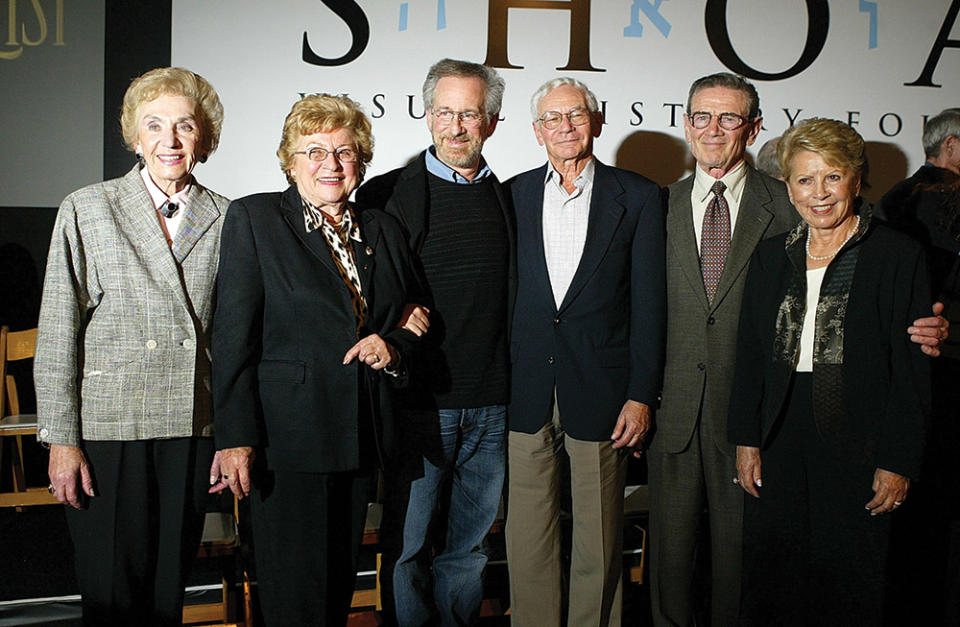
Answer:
[
  {"left": 1, "top": 327, "right": 38, "bottom": 416},
  {"left": 0, "top": 327, "right": 6, "bottom": 418}
]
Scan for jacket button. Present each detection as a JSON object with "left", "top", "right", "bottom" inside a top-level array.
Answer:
[
  {"left": 707, "top": 316, "right": 716, "bottom": 325},
  {"left": 547, "top": 356, "right": 556, "bottom": 364},
  {"left": 182, "top": 338, "right": 196, "bottom": 350},
  {"left": 697, "top": 362, "right": 706, "bottom": 371},
  {"left": 145, "top": 339, "right": 158, "bottom": 350},
  {"left": 553, "top": 317, "right": 561, "bottom": 325}
]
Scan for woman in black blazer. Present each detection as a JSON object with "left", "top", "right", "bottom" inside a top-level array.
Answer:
[
  {"left": 728, "top": 118, "right": 930, "bottom": 625},
  {"left": 211, "top": 94, "right": 426, "bottom": 625}
]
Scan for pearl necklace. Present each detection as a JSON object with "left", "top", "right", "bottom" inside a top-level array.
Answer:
[{"left": 805, "top": 215, "right": 860, "bottom": 261}]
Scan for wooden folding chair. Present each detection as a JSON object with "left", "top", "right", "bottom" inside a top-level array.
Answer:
[
  {"left": 183, "top": 495, "right": 253, "bottom": 627},
  {"left": 0, "top": 326, "right": 58, "bottom": 508}
]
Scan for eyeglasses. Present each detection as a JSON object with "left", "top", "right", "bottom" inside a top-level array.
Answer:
[
  {"left": 537, "top": 108, "right": 592, "bottom": 130},
  {"left": 687, "top": 111, "right": 754, "bottom": 131},
  {"left": 293, "top": 146, "right": 359, "bottom": 163},
  {"left": 431, "top": 109, "right": 486, "bottom": 128}
]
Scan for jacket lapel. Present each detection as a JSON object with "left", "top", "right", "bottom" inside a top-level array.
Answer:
[
  {"left": 558, "top": 160, "right": 624, "bottom": 312},
  {"left": 713, "top": 166, "right": 777, "bottom": 307},
  {"left": 355, "top": 209, "right": 379, "bottom": 299},
  {"left": 113, "top": 167, "right": 188, "bottom": 307},
  {"left": 278, "top": 186, "right": 343, "bottom": 281},
  {"left": 394, "top": 154, "right": 431, "bottom": 253},
  {"left": 516, "top": 165, "right": 557, "bottom": 311},
  {"left": 172, "top": 184, "right": 221, "bottom": 263},
  {"left": 667, "top": 175, "right": 711, "bottom": 312}
]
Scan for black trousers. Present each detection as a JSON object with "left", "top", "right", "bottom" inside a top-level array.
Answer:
[
  {"left": 249, "top": 461, "right": 373, "bottom": 627},
  {"left": 740, "top": 374, "right": 891, "bottom": 626},
  {"left": 65, "top": 437, "right": 214, "bottom": 627}
]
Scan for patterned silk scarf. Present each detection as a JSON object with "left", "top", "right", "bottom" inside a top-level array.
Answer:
[
  {"left": 774, "top": 200, "right": 873, "bottom": 459},
  {"left": 302, "top": 199, "right": 368, "bottom": 331}
]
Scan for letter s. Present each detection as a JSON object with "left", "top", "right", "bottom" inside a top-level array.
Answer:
[{"left": 302, "top": 0, "right": 369, "bottom": 66}]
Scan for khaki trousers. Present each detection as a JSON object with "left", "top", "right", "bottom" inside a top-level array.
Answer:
[{"left": 506, "top": 397, "right": 627, "bottom": 626}]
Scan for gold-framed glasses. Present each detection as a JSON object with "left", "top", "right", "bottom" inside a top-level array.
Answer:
[
  {"left": 293, "top": 146, "right": 359, "bottom": 163},
  {"left": 537, "top": 108, "right": 591, "bottom": 130}
]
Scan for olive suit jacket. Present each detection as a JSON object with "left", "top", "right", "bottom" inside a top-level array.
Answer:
[{"left": 652, "top": 166, "right": 798, "bottom": 455}]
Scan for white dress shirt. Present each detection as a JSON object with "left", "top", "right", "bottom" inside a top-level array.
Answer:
[
  {"left": 796, "top": 265, "right": 826, "bottom": 372},
  {"left": 542, "top": 158, "right": 594, "bottom": 308},
  {"left": 140, "top": 166, "right": 189, "bottom": 239},
  {"left": 690, "top": 160, "right": 748, "bottom": 252}
]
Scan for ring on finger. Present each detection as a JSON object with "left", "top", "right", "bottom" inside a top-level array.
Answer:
[{"left": 47, "top": 484, "right": 56, "bottom": 495}]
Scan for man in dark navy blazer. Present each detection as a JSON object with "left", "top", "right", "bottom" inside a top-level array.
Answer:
[{"left": 504, "top": 77, "right": 666, "bottom": 626}]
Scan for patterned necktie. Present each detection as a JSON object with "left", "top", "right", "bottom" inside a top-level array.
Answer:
[{"left": 700, "top": 180, "right": 730, "bottom": 303}]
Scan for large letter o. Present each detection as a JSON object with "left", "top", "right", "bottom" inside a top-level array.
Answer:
[{"left": 705, "top": 0, "right": 830, "bottom": 81}]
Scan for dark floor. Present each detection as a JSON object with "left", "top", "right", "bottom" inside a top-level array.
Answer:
[
  {"left": 0, "top": 442, "right": 657, "bottom": 626},
  {"left": 0, "top": 501, "right": 653, "bottom": 626}
]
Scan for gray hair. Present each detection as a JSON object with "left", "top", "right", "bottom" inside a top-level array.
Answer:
[
  {"left": 686, "top": 72, "right": 760, "bottom": 119},
  {"left": 529, "top": 77, "right": 600, "bottom": 121},
  {"left": 756, "top": 137, "right": 782, "bottom": 179},
  {"left": 922, "top": 108, "right": 960, "bottom": 158},
  {"left": 422, "top": 58, "right": 505, "bottom": 118}
]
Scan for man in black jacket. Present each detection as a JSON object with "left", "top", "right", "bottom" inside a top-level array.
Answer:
[
  {"left": 878, "top": 107, "right": 960, "bottom": 625},
  {"left": 356, "top": 58, "right": 515, "bottom": 627}
]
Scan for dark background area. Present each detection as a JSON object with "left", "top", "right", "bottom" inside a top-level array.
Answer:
[{"left": 0, "top": 2, "right": 172, "bottom": 311}]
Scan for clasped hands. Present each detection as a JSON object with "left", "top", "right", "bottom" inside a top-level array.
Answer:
[{"left": 342, "top": 303, "right": 430, "bottom": 370}]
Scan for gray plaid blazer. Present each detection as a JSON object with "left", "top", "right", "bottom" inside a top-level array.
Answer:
[{"left": 35, "top": 165, "right": 229, "bottom": 446}]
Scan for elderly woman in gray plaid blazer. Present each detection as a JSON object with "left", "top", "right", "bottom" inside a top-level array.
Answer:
[{"left": 34, "top": 67, "right": 229, "bottom": 625}]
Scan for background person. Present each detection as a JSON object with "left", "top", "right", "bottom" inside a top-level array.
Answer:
[
  {"left": 755, "top": 137, "right": 783, "bottom": 180},
  {"left": 36, "top": 66, "right": 228, "bottom": 625},
  {"left": 877, "top": 107, "right": 960, "bottom": 625},
  {"left": 729, "top": 117, "right": 930, "bottom": 625},
  {"left": 211, "top": 94, "right": 425, "bottom": 625}
]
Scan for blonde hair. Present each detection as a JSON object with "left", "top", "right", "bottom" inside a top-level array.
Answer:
[
  {"left": 778, "top": 118, "right": 865, "bottom": 180},
  {"left": 277, "top": 94, "right": 374, "bottom": 184},
  {"left": 120, "top": 67, "right": 224, "bottom": 156}
]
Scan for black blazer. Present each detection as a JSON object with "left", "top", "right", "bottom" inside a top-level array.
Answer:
[
  {"left": 727, "top": 219, "right": 931, "bottom": 478},
  {"left": 506, "top": 160, "right": 666, "bottom": 441},
  {"left": 356, "top": 150, "right": 517, "bottom": 409},
  {"left": 211, "top": 186, "right": 419, "bottom": 473},
  {"left": 877, "top": 165, "right": 960, "bottom": 360}
]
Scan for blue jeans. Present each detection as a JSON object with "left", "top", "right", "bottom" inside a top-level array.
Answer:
[{"left": 392, "top": 405, "right": 506, "bottom": 627}]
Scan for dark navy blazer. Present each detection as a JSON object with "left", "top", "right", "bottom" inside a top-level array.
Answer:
[{"left": 506, "top": 160, "right": 667, "bottom": 441}]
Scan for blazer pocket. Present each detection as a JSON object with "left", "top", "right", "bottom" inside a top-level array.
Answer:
[{"left": 258, "top": 360, "right": 306, "bottom": 384}]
